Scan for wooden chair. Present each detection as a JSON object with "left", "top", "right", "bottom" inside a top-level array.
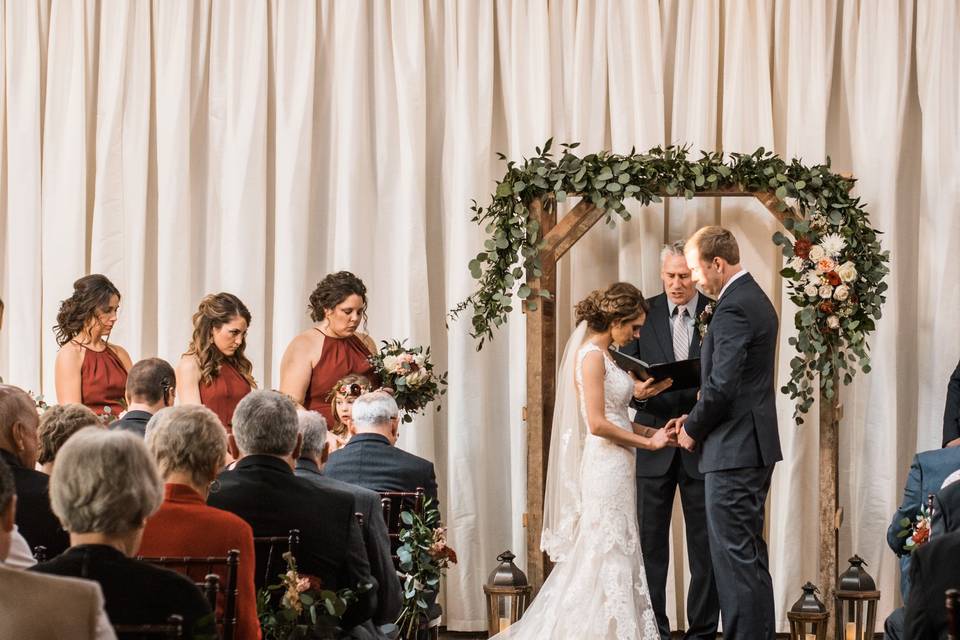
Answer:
[
  {"left": 252, "top": 528, "right": 300, "bottom": 586},
  {"left": 947, "top": 588, "right": 959, "bottom": 640},
  {"left": 114, "top": 614, "right": 184, "bottom": 639},
  {"left": 378, "top": 487, "right": 426, "bottom": 566},
  {"left": 138, "top": 551, "right": 238, "bottom": 640}
]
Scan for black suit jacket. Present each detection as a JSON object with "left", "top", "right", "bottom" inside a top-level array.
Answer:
[
  {"left": 944, "top": 359, "right": 960, "bottom": 447},
  {"left": 324, "top": 434, "right": 439, "bottom": 511},
  {"left": 903, "top": 529, "right": 960, "bottom": 639},
  {"left": 684, "top": 273, "right": 782, "bottom": 473},
  {"left": 0, "top": 449, "right": 69, "bottom": 556},
  {"left": 621, "top": 292, "right": 709, "bottom": 479},
  {"left": 207, "top": 455, "right": 377, "bottom": 630},
  {"left": 31, "top": 544, "right": 212, "bottom": 636},
  {"left": 296, "top": 458, "right": 402, "bottom": 627},
  {"left": 110, "top": 410, "right": 153, "bottom": 438},
  {"left": 932, "top": 480, "right": 960, "bottom": 537}
]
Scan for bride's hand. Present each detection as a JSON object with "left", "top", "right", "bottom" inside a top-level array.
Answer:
[
  {"left": 648, "top": 427, "right": 672, "bottom": 450},
  {"left": 633, "top": 376, "right": 673, "bottom": 400}
]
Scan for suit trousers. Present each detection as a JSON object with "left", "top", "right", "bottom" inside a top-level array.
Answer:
[
  {"left": 704, "top": 465, "right": 776, "bottom": 640},
  {"left": 637, "top": 453, "right": 719, "bottom": 640}
]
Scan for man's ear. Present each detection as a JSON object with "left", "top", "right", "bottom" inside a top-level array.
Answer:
[
  {"left": 291, "top": 432, "right": 303, "bottom": 461},
  {"left": 320, "top": 440, "right": 330, "bottom": 465},
  {"left": 1, "top": 496, "right": 17, "bottom": 533},
  {"left": 226, "top": 434, "right": 241, "bottom": 461}
]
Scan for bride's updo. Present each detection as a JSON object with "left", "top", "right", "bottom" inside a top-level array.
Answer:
[{"left": 574, "top": 282, "right": 649, "bottom": 332}]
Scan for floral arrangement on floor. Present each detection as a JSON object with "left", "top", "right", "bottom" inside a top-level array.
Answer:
[
  {"left": 257, "top": 551, "right": 371, "bottom": 640},
  {"left": 368, "top": 340, "right": 448, "bottom": 423},
  {"left": 396, "top": 498, "right": 457, "bottom": 640},
  {"left": 897, "top": 496, "right": 935, "bottom": 554}
]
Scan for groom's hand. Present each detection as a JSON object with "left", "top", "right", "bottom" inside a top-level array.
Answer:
[{"left": 678, "top": 425, "right": 696, "bottom": 452}]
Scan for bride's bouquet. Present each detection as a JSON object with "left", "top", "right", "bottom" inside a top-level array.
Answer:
[{"left": 368, "top": 340, "right": 448, "bottom": 423}]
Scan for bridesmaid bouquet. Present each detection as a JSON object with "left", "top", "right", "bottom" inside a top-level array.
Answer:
[{"left": 369, "top": 340, "right": 448, "bottom": 423}]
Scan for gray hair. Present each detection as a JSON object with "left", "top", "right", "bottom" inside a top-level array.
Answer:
[
  {"left": 145, "top": 406, "right": 226, "bottom": 487},
  {"left": 233, "top": 390, "right": 299, "bottom": 456},
  {"left": 351, "top": 391, "right": 399, "bottom": 428},
  {"left": 660, "top": 240, "right": 686, "bottom": 265},
  {"left": 50, "top": 428, "right": 162, "bottom": 534},
  {"left": 297, "top": 410, "right": 328, "bottom": 457}
]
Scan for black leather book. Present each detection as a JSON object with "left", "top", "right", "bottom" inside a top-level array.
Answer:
[{"left": 609, "top": 347, "right": 701, "bottom": 391}]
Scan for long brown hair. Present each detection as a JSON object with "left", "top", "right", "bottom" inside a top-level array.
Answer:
[
  {"left": 54, "top": 275, "right": 121, "bottom": 347},
  {"left": 184, "top": 293, "right": 256, "bottom": 387}
]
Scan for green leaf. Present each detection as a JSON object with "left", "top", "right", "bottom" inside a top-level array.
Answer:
[{"left": 517, "top": 285, "right": 532, "bottom": 299}]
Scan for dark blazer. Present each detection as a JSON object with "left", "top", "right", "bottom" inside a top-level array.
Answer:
[
  {"left": 31, "top": 544, "right": 212, "bottom": 637},
  {"left": 0, "top": 449, "right": 69, "bottom": 556},
  {"left": 944, "top": 359, "right": 960, "bottom": 447},
  {"left": 296, "top": 458, "right": 402, "bottom": 628},
  {"left": 621, "top": 292, "right": 709, "bottom": 479},
  {"left": 887, "top": 448, "right": 960, "bottom": 554},
  {"left": 903, "top": 529, "right": 960, "bottom": 640},
  {"left": 325, "top": 434, "right": 439, "bottom": 510},
  {"left": 207, "top": 454, "right": 377, "bottom": 630},
  {"left": 932, "top": 479, "right": 960, "bottom": 537},
  {"left": 684, "top": 273, "right": 782, "bottom": 473},
  {"left": 110, "top": 409, "right": 153, "bottom": 438}
]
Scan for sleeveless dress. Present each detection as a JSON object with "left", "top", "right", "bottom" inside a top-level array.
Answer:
[
  {"left": 493, "top": 343, "right": 658, "bottom": 640},
  {"left": 303, "top": 333, "right": 376, "bottom": 428},
  {"left": 79, "top": 345, "right": 128, "bottom": 417},
  {"left": 199, "top": 362, "right": 252, "bottom": 433}
]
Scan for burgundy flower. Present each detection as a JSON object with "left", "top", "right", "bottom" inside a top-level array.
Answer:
[
  {"left": 819, "top": 301, "right": 834, "bottom": 314},
  {"left": 793, "top": 238, "right": 813, "bottom": 259},
  {"left": 826, "top": 271, "right": 842, "bottom": 286}
]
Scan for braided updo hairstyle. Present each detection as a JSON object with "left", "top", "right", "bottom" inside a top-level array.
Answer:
[
  {"left": 574, "top": 282, "right": 649, "bottom": 332},
  {"left": 54, "top": 275, "right": 121, "bottom": 346},
  {"left": 308, "top": 271, "right": 368, "bottom": 324}
]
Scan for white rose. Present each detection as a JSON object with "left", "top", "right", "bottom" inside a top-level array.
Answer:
[
  {"left": 806, "top": 271, "right": 822, "bottom": 286},
  {"left": 833, "top": 284, "right": 850, "bottom": 302},
  {"left": 827, "top": 315, "right": 840, "bottom": 329},
  {"left": 382, "top": 355, "right": 399, "bottom": 373},
  {"left": 414, "top": 354, "right": 427, "bottom": 369},
  {"left": 808, "top": 245, "right": 826, "bottom": 262},
  {"left": 788, "top": 257, "right": 805, "bottom": 272},
  {"left": 804, "top": 283, "right": 819, "bottom": 298},
  {"left": 837, "top": 261, "right": 858, "bottom": 283},
  {"left": 819, "top": 284, "right": 834, "bottom": 299}
]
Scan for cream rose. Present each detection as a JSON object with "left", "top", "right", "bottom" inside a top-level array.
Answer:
[
  {"left": 382, "top": 355, "right": 399, "bottom": 373},
  {"left": 837, "top": 261, "right": 857, "bottom": 283},
  {"left": 827, "top": 315, "right": 840, "bottom": 329},
  {"left": 833, "top": 284, "right": 850, "bottom": 302},
  {"left": 808, "top": 245, "right": 826, "bottom": 262},
  {"left": 804, "top": 283, "right": 819, "bottom": 298},
  {"left": 819, "top": 284, "right": 834, "bottom": 299}
]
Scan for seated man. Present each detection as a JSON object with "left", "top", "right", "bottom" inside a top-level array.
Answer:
[
  {"left": 932, "top": 474, "right": 960, "bottom": 537},
  {"left": 0, "top": 385, "right": 69, "bottom": 556},
  {"left": 944, "top": 358, "right": 960, "bottom": 448},
  {"left": 111, "top": 358, "right": 176, "bottom": 438},
  {"left": 0, "top": 458, "right": 114, "bottom": 639},
  {"left": 207, "top": 390, "right": 377, "bottom": 632},
  {"left": 903, "top": 529, "right": 960, "bottom": 639},
  {"left": 296, "top": 409, "right": 402, "bottom": 637},
  {"left": 325, "top": 391, "right": 439, "bottom": 510}
]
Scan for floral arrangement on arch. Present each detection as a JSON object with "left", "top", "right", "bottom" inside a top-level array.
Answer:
[{"left": 368, "top": 340, "right": 448, "bottom": 423}]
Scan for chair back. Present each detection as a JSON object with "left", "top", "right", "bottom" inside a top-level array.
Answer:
[
  {"left": 947, "top": 588, "right": 959, "bottom": 640},
  {"left": 114, "top": 614, "right": 184, "bottom": 639},
  {"left": 379, "top": 487, "right": 426, "bottom": 566},
  {"left": 252, "top": 528, "right": 300, "bottom": 587},
  {"left": 137, "top": 550, "right": 239, "bottom": 640},
  {"left": 32, "top": 545, "right": 47, "bottom": 563}
]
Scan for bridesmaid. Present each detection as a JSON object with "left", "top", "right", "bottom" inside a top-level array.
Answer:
[
  {"left": 327, "top": 373, "right": 373, "bottom": 452},
  {"left": 54, "top": 275, "right": 133, "bottom": 418},
  {"left": 176, "top": 293, "right": 255, "bottom": 433},
  {"left": 280, "top": 271, "right": 378, "bottom": 428}
]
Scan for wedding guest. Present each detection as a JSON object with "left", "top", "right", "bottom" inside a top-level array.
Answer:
[
  {"left": 931, "top": 476, "right": 960, "bottom": 536},
  {"left": 0, "top": 458, "right": 115, "bottom": 639},
  {"left": 31, "top": 428, "right": 212, "bottom": 637},
  {"left": 279, "top": 272, "right": 378, "bottom": 428},
  {"left": 944, "top": 358, "right": 960, "bottom": 447},
  {"left": 206, "top": 390, "right": 376, "bottom": 631},
  {"left": 295, "top": 409, "right": 402, "bottom": 634},
  {"left": 112, "top": 358, "right": 176, "bottom": 438},
  {"left": 327, "top": 374, "right": 374, "bottom": 452},
  {"left": 177, "top": 293, "right": 255, "bottom": 433},
  {"left": 325, "top": 391, "right": 439, "bottom": 509},
  {"left": 141, "top": 406, "right": 260, "bottom": 640},
  {"left": 37, "top": 404, "right": 102, "bottom": 473},
  {"left": 903, "top": 529, "right": 960, "bottom": 639},
  {"left": 0, "top": 385, "right": 69, "bottom": 555},
  {"left": 54, "top": 275, "right": 132, "bottom": 418}
]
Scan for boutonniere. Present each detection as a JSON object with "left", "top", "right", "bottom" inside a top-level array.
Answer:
[{"left": 697, "top": 302, "right": 716, "bottom": 338}]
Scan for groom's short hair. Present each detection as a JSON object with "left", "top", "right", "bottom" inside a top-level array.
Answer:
[{"left": 687, "top": 226, "right": 740, "bottom": 265}]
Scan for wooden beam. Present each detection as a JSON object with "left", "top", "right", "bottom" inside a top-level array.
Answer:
[
  {"left": 540, "top": 199, "right": 602, "bottom": 260},
  {"left": 819, "top": 372, "right": 840, "bottom": 640}
]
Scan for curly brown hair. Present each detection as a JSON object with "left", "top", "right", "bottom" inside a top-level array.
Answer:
[
  {"left": 308, "top": 271, "right": 368, "bottom": 324},
  {"left": 54, "top": 275, "right": 121, "bottom": 347},
  {"left": 38, "top": 404, "right": 101, "bottom": 465},
  {"left": 574, "top": 282, "right": 649, "bottom": 332},
  {"left": 327, "top": 373, "right": 374, "bottom": 437},
  {"left": 184, "top": 293, "right": 256, "bottom": 388}
]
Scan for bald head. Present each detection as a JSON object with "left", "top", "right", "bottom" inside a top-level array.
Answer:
[{"left": 0, "top": 385, "right": 40, "bottom": 468}]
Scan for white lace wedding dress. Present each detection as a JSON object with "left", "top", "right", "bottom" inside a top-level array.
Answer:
[{"left": 493, "top": 342, "right": 659, "bottom": 640}]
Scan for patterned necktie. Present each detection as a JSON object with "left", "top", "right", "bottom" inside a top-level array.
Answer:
[{"left": 673, "top": 306, "right": 690, "bottom": 361}]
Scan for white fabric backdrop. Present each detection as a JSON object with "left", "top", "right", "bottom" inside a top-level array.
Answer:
[{"left": 1, "top": 0, "right": 957, "bottom": 632}]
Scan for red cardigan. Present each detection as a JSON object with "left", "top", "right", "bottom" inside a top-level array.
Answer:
[{"left": 140, "top": 483, "right": 260, "bottom": 640}]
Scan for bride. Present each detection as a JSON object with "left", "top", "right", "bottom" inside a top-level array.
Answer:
[{"left": 495, "top": 282, "right": 674, "bottom": 640}]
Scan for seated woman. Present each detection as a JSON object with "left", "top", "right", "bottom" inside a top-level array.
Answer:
[
  {"left": 141, "top": 405, "right": 260, "bottom": 640},
  {"left": 279, "top": 271, "right": 378, "bottom": 427},
  {"left": 176, "top": 293, "right": 256, "bottom": 433},
  {"left": 53, "top": 275, "right": 132, "bottom": 419},
  {"left": 31, "top": 428, "right": 212, "bottom": 637},
  {"left": 327, "top": 374, "right": 373, "bottom": 452},
  {"left": 37, "top": 404, "right": 102, "bottom": 474}
]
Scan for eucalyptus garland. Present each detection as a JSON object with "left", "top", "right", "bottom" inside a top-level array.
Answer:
[{"left": 449, "top": 140, "right": 889, "bottom": 421}]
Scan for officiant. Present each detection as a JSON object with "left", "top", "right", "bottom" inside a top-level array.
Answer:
[{"left": 621, "top": 241, "right": 719, "bottom": 640}]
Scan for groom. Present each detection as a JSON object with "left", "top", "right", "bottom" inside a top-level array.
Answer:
[{"left": 669, "top": 226, "right": 782, "bottom": 640}]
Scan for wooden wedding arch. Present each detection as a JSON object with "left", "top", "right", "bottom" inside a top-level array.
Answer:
[{"left": 521, "top": 186, "right": 843, "bottom": 629}]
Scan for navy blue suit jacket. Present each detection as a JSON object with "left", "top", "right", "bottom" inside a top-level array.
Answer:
[
  {"left": 944, "top": 359, "right": 960, "bottom": 446},
  {"left": 684, "top": 273, "right": 782, "bottom": 473}
]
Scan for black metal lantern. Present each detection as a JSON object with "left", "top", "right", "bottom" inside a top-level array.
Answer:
[
  {"left": 483, "top": 551, "right": 532, "bottom": 637},
  {"left": 787, "top": 582, "right": 829, "bottom": 640},
  {"left": 834, "top": 555, "right": 880, "bottom": 640}
]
